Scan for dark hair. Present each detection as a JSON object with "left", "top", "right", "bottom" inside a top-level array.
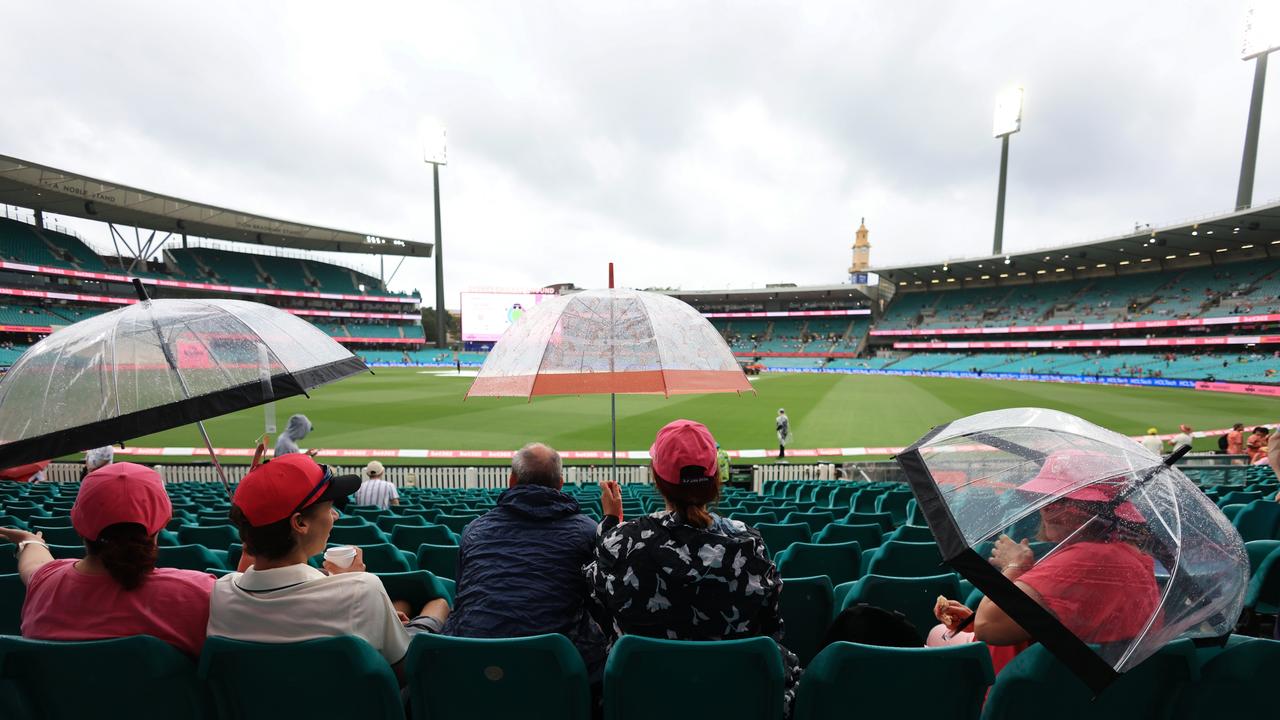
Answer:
[
  {"left": 821, "top": 604, "right": 923, "bottom": 649},
  {"left": 84, "top": 522, "right": 157, "bottom": 591},
  {"left": 654, "top": 465, "right": 720, "bottom": 528},
  {"left": 229, "top": 503, "right": 327, "bottom": 561},
  {"left": 1253, "top": 427, "right": 1270, "bottom": 435}
]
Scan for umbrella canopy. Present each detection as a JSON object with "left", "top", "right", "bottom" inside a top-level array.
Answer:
[
  {"left": 467, "top": 289, "right": 751, "bottom": 398},
  {"left": 896, "top": 407, "right": 1246, "bottom": 693},
  {"left": 0, "top": 298, "right": 367, "bottom": 469}
]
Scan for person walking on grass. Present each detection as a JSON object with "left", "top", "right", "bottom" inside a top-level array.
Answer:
[{"left": 776, "top": 408, "right": 791, "bottom": 460}]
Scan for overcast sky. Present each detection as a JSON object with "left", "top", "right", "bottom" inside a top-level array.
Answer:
[{"left": 3, "top": 1, "right": 1277, "bottom": 306}]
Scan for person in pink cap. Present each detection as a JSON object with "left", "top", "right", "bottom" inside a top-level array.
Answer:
[
  {"left": 585, "top": 419, "right": 801, "bottom": 715},
  {"left": 930, "top": 449, "right": 1160, "bottom": 674},
  {"left": 0, "top": 462, "right": 216, "bottom": 657}
]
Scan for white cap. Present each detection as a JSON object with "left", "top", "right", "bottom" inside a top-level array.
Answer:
[
  {"left": 84, "top": 446, "right": 115, "bottom": 470},
  {"left": 365, "top": 460, "right": 385, "bottom": 478}
]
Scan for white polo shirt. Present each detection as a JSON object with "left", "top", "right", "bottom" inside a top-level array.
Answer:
[
  {"left": 207, "top": 564, "right": 410, "bottom": 666},
  {"left": 353, "top": 478, "right": 399, "bottom": 510}
]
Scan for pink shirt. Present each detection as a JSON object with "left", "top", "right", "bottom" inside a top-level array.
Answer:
[
  {"left": 21, "top": 559, "right": 216, "bottom": 657},
  {"left": 1018, "top": 541, "right": 1159, "bottom": 644}
]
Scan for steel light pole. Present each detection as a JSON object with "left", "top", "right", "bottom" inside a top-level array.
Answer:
[
  {"left": 1236, "top": 5, "right": 1279, "bottom": 210},
  {"left": 992, "top": 87, "right": 1024, "bottom": 256},
  {"left": 424, "top": 124, "right": 448, "bottom": 348}
]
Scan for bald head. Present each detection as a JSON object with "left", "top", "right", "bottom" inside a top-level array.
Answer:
[{"left": 511, "top": 443, "right": 563, "bottom": 489}]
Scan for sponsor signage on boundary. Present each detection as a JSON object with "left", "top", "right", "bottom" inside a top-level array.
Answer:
[
  {"left": 703, "top": 309, "right": 871, "bottom": 318},
  {"left": 0, "top": 324, "right": 51, "bottom": 333},
  {"left": 102, "top": 423, "right": 1262, "bottom": 460},
  {"left": 893, "top": 335, "right": 1280, "bottom": 350},
  {"left": 1195, "top": 381, "right": 1280, "bottom": 397},
  {"left": 733, "top": 351, "right": 861, "bottom": 358},
  {"left": 0, "top": 260, "right": 417, "bottom": 304},
  {"left": 870, "top": 313, "right": 1280, "bottom": 337}
]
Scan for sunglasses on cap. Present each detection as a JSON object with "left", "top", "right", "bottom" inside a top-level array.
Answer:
[{"left": 289, "top": 464, "right": 339, "bottom": 517}]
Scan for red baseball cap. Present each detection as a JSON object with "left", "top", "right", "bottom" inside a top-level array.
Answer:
[
  {"left": 71, "top": 462, "right": 171, "bottom": 542},
  {"left": 233, "top": 453, "right": 362, "bottom": 527},
  {"left": 650, "top": 419, "right": 719, "bottom": 486},
  {"left": 1020, "top": 450, "right": 1145, "bottom": 523}
]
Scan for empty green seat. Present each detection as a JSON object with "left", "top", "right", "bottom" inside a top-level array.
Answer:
[
  {"left": 814, "top": 522, "right": 882, "bottom": 550},
  {"left": 377, "top": 570, "right": 454, "bottom": 610},
  {"left": 776, "top": 541, "right": 862, "bottom": 585},
  {"left": 795, "top": 641, "right": 994, "bottom": 720},
  {"left": 864, "top": 540, "right": 944, "bottom": 578},
  {"left": 28, "top": 525, "right": 80, "bottom": 545},
  {"left": 886, "top": 524, "right": 935, "bottom": 543},
  {"left": 843, "top": 511, "right": 894, "bottom": 533},
  {"left": 157, "top": 544, "right": 228, "bottom": 571},
  {"left": 348, "top": 542, "right": 413, "bottom": 573},
  {"left": 981, "top": 640, "right": 1194, "bottom": 719},
  {"left": 328, "top": 524, "right": 390, "bottom": 546},
  {"left": 199, "top": 636, "right": 402, "bottom": 719},
  {"left": 391, "top": 524, "right": 459, "bottom": 552},
  {"left": 376, "top": 514, "right": 427, "bottom": 533},
  {"left": 1244, "top": 543, "right": 1280, "bottom": 616},
  {"left": 778, "top": 575, "right": 834, "bottom": 666},
  {"left": 840, "top": 573, "right": 960, "bottom": 635},
  {"left": 406, "top": 633, "right": 590, "bottom": 720},
  {"left": 0, "top": 573, "right": 23, "bottom": 635},
  {"left": 604, "top": 636, "right": 784, "bottom": 720},
  {"left": 875, "top": 492, "right": 914, "bottom": 525},
  {"left": 0, "top": 635, "right": 203, "bottom": 718},
  {"left": 435, "top": 513, "right": 482, "bottom": 535},
  {"left": 1233, "top": 501, "right": 1280, "bottom": 542},
  {"left": 730, "top": 511, "right": 780, "bottom": 526},
  {"left": 781, "top": 511, "right": 837, "bottom": 536},
  {"left": 755, "top": 523, "right": 813, "bottom": 557},
  {"left": 177, "top": 523, "right": 240, "bottom": 549},
  {"left": 416, "top": 543, "right": 460, "bottom": 579},
  {"left": 1177, "top": 636, "right": 1280, "bottom": 718}
]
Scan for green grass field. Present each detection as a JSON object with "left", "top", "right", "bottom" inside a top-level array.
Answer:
[{"left": 105, "top": 369, "right": 1279, "bottom": 464}]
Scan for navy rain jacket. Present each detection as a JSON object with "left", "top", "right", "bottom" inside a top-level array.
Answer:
[{"left": 441, "top": 484, "right": 607, "bottom": 676}]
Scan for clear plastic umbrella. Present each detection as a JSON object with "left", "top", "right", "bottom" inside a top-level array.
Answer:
[
  {"left": 0, "top": 286, "right": 367, "bottom": 490},
  {"left": 896, "top": 407, "right": 1247, "bottom": 693},
  {"left": 467, "top": 288, "right": 751, "bottom": 465}
]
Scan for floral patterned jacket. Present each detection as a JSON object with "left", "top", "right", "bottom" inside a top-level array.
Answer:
[{"left": 584, "top": 511, "right": 801, "bottom": 713}]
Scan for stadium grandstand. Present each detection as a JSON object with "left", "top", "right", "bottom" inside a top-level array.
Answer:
[{"left": 0, "top": 154, "right": 433, "bottom": 370}]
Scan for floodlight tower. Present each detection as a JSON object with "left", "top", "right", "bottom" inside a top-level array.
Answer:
[
  {"left": 1236, "top": 5, "right": 1280, "bottom": 210},
  {"left": 991, "top": 86, "right": 1024, "bottom": 256},
  {"left": 424, "top": 124, "right": 448, "bottom": 348}
]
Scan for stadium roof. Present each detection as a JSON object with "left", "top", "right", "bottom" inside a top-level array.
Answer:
[
  {"left": 874, "top": 198, "right": 1280, "bottom": 289},
  {"left": 0, "top": 154, "right": 431, "bottom": 257},
  {"left": 666, "top": 283, "right": 876, "bottom": 305}
]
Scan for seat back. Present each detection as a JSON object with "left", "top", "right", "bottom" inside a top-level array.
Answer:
[
  {"left": 981, "top": 640, "right": 1193, "bottom": 720},
  {"left": 177, "top": 523, "right": 240, "bottom": 549},
  {"left": 814, "top": 522, "right": 883, "bottom": 550},
  {"left": 328, "top": 524, "right": 390, "bottom": 546},
  {"left": 887, "top": 524, "right": 935, "bottom": 543},
  {"left": 755, "top": 523, "right": 813, "bottom": 556},
  {"left": 200, "top": 636, "right": 402, "bottom": 719},
  {"left": 603, "top": 636, "right": 784, "bottom": 720},
  {"left": 391, "top": 524, "right": 459, "bottom": 552},
  {"left": 27, "top": 525, "right": 81, "bottom": 545},
  {"left": 416, "top": 543, "right": 460, "bottom": 579},
  {"left": 730, "top": 511, "right": 780, "bottom": 526},
  {"left": 377, "top": 570, "right": 454, "bottom": 610},
  {"left": 864, "top": 541, "right": 944, "bottom": 578},
  {"left": 1178, "top": 636, "right": 1280, "bottom": 718},
  {"left": 842, "top": 573, "right": 960, "bottom": 635},
  {"left": 843, "top": 511, "right": 894, "bottom": 533},
  {"left": 0, "top": 574, "right": 23, "bottom": 635},
  {"left": 353, "top": 542, "right": 413, "bottom": 573},
  {"left": 778, "top": 575, "right": 834, "bottom": 666},
  {"left": 1233, "top": 501, "right": 1280, "bottom": 542},
  {"left": 1244, "top": 543, "right": 1280, "bottom": 614},
  {"left": 795, "top": 641, "right": 993, "bottom": 720},
  {"left": 781, "top": 511, "right": 837, "bottom": 535},
  {"left": 376, "top": 514, "right": 427, "bottom": 533},
  {"left": 405, "top": 633, "right": 589, "bottom": 720},
  {"left": 776, "top": 541, "right": 862, "bottom": 585},
  {"left": 435, "top": 513, "right": 483, "bottom": 534},
  {"left": 157, "top": 544, "right": 225, "bottom": 571},
  {"left": 0, "top": 635, "right": 203, "bottom": 719}
]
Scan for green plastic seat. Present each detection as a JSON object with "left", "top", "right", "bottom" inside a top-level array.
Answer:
[
  {"left": 778, "top": 575, "right": 834, "bottom": 666},
  {"left": 886, "top": 524, "right": 935, "bottom": 543},
  {"left": 863, "top": 540, "right": 944, "bottom": 578},
  {"left": 377, "top": 570, "right": 454, "bottom": 610},
  {"left": 416, "top": 543, "right": 460, "bottom": 579},
  {"left": 328, "top": 524, "right": 391, "bottom": 546},
  {"left": 604, "top": 636, "right": 784, "bottom": 720},
  {"left": 1233, "top": 501, "right": 1280, "bottom": 543},
  {"left": 391, "top": 524, "right": 459, "bottom": 552},
  {"left": 376, "top": 514, "right": 427, "bottom": 533},
  {"left": 780, "top": 511, "right": 837, "bottom": 536},
  {"left": 177, "top": 523, "right": 239, "bottom": 549},
  {"left": 1177, "top": 636, "right": 1280, "bottom": 718},
  {"left": 814, "top": 522, "right": 882, "bottom": 550},
  {"left": 351, "top": 542, "right": 414, "bottom": 573},
  {"left": 46, "top": 544, "right": 86, "bottom": 559},
  {"left": 199, "top": 636, "right": 403, "bottom": 719},
  {"left": 0, "top": 635, "right": 203, "bottom": 719},
  {"left": 755, "top": 522, "right": 813, "bottom": 557},
  {"left": 840, "top": 573, "right": 960, "bottom": 635},
  {"left": 795, "top": 641, "right": 994, "bottom": 720},
  {"left": 980, "top": 640, "right": 1194, "bottom": 720},
  {"left": 776, "top": 541, "right": 862, "bottom": 585},
  {"left": 435, "top": 513, "right": 482, "bottom": 535},
  {"left": 28, "top": 525, "right": 80, "bottom": 545},
  {"left": 405, "top": 633, "right": 590, "bottom": 720},
  {"left": 0, "top": 573, "right": 23, "bottom": 635},
  {"left": 730, "top": 511, "right": 780, "bottom": 526},
  {"left": 333, "top": 515, "right": 371, "bottom": 527},
  {"left": 157, "top": 544, "right": 228, "bottom": 571},
  {"left": 875, "top": 492, "right": 914, "bottom": 525},
  {"left": 843, "top": 511, "right": 894, "bottom": 533},
  {"left": 1244, "top": 544, "right": 1280, "bottom": 615}
]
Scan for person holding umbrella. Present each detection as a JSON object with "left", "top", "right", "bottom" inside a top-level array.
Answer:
[
  {"left": 0, "top": 463, "right": 216, "bottom": 657},
  {"left": 930, "top": 450, "right": 1161, "bottom": 673}
]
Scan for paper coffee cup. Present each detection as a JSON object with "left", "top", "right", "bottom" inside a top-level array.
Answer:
[{"left": 324, "top": 546, "right": 357, "bottom": 569}]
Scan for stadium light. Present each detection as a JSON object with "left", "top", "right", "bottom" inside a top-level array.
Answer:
[
  {"left": 1237, "top": 5, "right": 1279, "bottom": 209},
  {"left": 991, "top": 86, "right": 1023, "bottom": 255},
  {"left": 423, "top": 120, "right": 449, "bottom": 349}
]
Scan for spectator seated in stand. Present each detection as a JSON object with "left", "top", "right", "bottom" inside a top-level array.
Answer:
[
  {"left": 442, "top": 443, "right": 608, "bottom": 679},
  {"left": 353, "top": 460, "right": 400, "bottom": 510},
  {"left": 585, "top": 419, "right": 802, "bottom": 715},
  {"left": 208, "top": 453, "right": 449, "bottom": 685},
  {"left": 0, "top": 462, "right": 215, "bottom": 657}
]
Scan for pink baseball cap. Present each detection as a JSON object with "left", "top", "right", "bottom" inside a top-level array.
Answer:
[
  {"left": 71, "top": 462, "right": 172, "bottom": 541},
  {"left": 650, "top": 419, "right": 719, "bottom": 486},
  {"left": 1020, "top": 450, "right": 1145, "bottom": 523}
]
